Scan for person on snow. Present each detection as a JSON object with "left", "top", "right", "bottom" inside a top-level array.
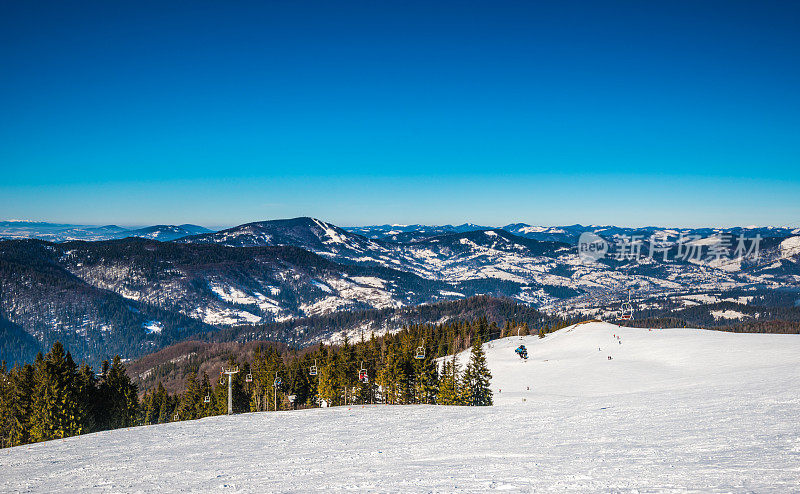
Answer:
[{"left": 515, "top": 344, "right": 528, "bottom": 359}]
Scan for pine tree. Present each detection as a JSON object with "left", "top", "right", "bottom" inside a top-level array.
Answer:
[
  {"left": 98, "top": 355, "right": 138, "bottom": 429},
  {"left": 436, "top": 355, "right": 460, "bottom": 405},
  {"left": 0, "top": 363, "right": 12, "bottom": 448},
  {"left": 75, "top": 363, "right": 98, "bottom": 433},
  {"left": 30, "top": 344, "right": 84, "bottom": 441},
  {"left": 8, "top": 363, "right": 34, "bottom": 446},
  {"left": 156, "top": 382, "right": 173, "bottom": 423},
  {"left": 199, "top": 373, "right": 215, "bottom": 417},
  {"left": 232, "top": 361, "right": 250, "bottom": 413},
  {"left": 460, "top": 336, "right": 493, "bottom": 406},
  {"left": 335, "top": 337, "right": 356, "bottom": 404},
  {"left": 249, "top": 347, "right": 269, "bottom": 412},
  {"left": 317, "top": 360, "right": 338, "bottom": 407},
  {"left": 178, "top": 372, "right": 201, "bottom": 420},
  {"left": 413, "top": 355, "right": 439, "bottom": 404},
  {"left": 140, "top": 389, "right": 157, "bottom": 425},
  {"left": 379, "top": 344, "right": 409, "bottom": 405}
]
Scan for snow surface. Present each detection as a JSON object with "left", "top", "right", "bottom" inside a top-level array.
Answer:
[
  {"left": 142, "top": 321, "right": 163, "bottom": 334},
  {"left": 710, "top": 309, "right": 748, "bottom": 320},
  {"left": 192, "top": 306, "right": 262, "bottom": 325},
  {"left": 780, "top": 236, "right": 800, "bottom": 259},
  {"left": 2, "top": 323, "right": 799, "bottom": 492}
]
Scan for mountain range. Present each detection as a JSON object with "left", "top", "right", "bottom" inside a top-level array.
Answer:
[
  {"left": 0, "top": 221, "right": 211, "bottom": 242},
  {"left": 1, "top": 217, "right": 799, "bottom": 365}
]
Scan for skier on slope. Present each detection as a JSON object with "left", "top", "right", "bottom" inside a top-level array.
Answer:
[{"left": 515, "top": 344, "right": 528, "bottom": 359}]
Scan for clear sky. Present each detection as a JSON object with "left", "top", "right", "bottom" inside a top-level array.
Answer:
[{"left": 1, "top": 1, "right": 799, "bottom": 228}]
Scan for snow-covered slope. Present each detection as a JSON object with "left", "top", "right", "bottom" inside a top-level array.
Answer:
[
  {"left": 456, "top": 321, "right": 800, "bottom": 402},
  {"left": 3, "top": 323, "right": 799, "bottom": 492}
]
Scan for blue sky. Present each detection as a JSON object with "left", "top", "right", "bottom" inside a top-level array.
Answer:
[{"left": 1, "top": 1, "right": 799, "bottom": 228}]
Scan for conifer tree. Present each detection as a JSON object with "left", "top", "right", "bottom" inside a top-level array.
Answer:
[
  {"left": 436, "top": 355, "right": 460, "bottom": 405},
  {"left": 140, "top": 389, "right": 156, "bottom": 425},
  {"left": 156, "top": 383, "right": 174, "bottom": 423},
  {"left": 98, "top": 355, "right": 138, "bottom": 429},
  {"left": 413, "top": 355, "right": 439, "bottom": 404},
  {"left": 379, "top": 344, "right": 409, "bottom": 404},
  {"left": 199, "top": 373, "right": 215, "bottom": 417},
  {"left": 317, "top": 360, "right": 338, "bottom": 407},
  {"left": 249, "top": 347, "right": 270, "bottom": 412},
  {"left": 460, "top": 336, "right": 493, "bottom": 406},
  {"left": 178, "top": 372, "right": 201, "bottom": 420},
  {"left": 76, "top": 363, "right": 98, "bottom": 433},
  {"left": 0, "top": 363, "right": 12, "bottom": 448},
  {"left": 234, "top": 361, "right": 251, "bottom": 413},
  {"left": 8, "top": 363, "right": 34, "bottom": 446},
  {"left": 335, "top": 337, "right": 356, "bottom": 402},
  {"left": 30, "top": 344, "right": 84, "bottom": 441}
]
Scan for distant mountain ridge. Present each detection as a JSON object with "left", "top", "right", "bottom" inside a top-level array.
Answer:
[
  {"left": 0, "top": 221, "right": 212, "bottom": 242},
  {"left": 351, "top": 222, "right": 799, "bottom": 243},
  {"left": 5, "top": 219, "right": 795, "bottom": 244}
]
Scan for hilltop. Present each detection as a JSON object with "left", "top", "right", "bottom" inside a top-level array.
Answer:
[{"left": 2, "top": 322, "right": 798, "bottom": 492}]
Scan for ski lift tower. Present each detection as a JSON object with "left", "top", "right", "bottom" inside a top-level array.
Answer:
[{"left": 221, "top": 365, "right": 239, "bottom": 415}]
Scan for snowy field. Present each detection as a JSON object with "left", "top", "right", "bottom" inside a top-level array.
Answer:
[{"left": 2, "top": 322, "right": 800, "bottom": 492}]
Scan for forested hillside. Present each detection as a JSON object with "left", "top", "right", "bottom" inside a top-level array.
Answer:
[{"left": 2, "top": 313, "right": 560, "bottom": 448}]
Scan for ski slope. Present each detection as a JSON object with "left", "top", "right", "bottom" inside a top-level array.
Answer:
[{"left": 2, "top": 322, "right": 799, "bottom": 492}]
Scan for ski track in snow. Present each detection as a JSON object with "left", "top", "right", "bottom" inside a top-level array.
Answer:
[{"left": 2, "top": 323, "right": 799, "bottom": 493}]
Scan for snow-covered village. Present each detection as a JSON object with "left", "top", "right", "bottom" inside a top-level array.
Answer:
[{"left": 2, "top": 1, "right": 799, "bottom": 492}]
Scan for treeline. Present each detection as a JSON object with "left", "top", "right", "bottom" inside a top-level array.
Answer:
[
  {"left": 0, "top": 342, "right": 137, "bottom": 449},
  {"left": 2, "top": 316, "right": 571, "bottom": 448},
  {"left": 217, "top": 295, "right": 564, "bottom": 345},
  {"left": 624, "top": 316, "right": 799, "bottom": 334},
  {"left": 715, "top": 320, "right": 800, "bottom": 334},
  {"left": 137, "top": 316, "right": 572, "bottom": 421}
]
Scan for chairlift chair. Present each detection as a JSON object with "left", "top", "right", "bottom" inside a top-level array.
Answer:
[
  {"left": 219, "top": 377, "right": 225, "bottom": 385},
  {"left": 358, "top": 362, "right": 369, "bottom": 383},
  {"left": 309, "top": 359, "right": 318, "bottom": 376},
  {"left": 204, "top": 394, "right": 210, "bottom": 403},
  {"left": 415, "top": 346, "right": 425, "bottom": 360},
  {"left": 619, "top": 302, "right": 633, "bottom": 320},
  {"left": 273, "top": 372, "right": 282, "bottom": 388},
  {"left": 619, "top": 291, "right": 634, "bottom": 321},
  {"left": 245, "top": 373, "right": 252, "bottom": 383},
  {"left": 174, "top": 413, "right": 179, "bottom": 421}
]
